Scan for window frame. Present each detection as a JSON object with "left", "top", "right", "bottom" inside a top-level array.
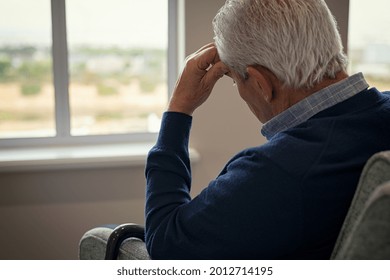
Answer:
[{"left": 0, "top": 0, "right": 179, "bottom": 148}]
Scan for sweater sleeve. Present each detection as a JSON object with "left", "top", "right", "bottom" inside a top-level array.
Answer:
[
  {"left": 145, "top": 112, "right": 303, "bottom": 259},
  {"left": 145, "top": 112, "right": 194, "bottom": 257}
]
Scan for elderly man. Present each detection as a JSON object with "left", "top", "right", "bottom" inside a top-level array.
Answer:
[{"left": 145, "top": 0, "right": 390, "bottom": 259}]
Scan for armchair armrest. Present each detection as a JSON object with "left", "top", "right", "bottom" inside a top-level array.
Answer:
[
  {"left": 79, "top": 223, "right": 150, "bottom": 260},
  {"left": 105, "top": 223, "right": 146, "bottom": 260}
]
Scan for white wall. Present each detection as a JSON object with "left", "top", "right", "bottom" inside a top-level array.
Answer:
[{"left": 0, "top": 0, "right": 349, "bottom": 259}]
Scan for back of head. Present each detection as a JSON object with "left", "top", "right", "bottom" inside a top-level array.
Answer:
[{"left": 213, "top": 0, "right": 348, "bottom": 89}]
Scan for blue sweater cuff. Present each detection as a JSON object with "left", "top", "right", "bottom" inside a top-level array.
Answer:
[{"left": 155, "top": 111, "right": 193, "bottom": 151}]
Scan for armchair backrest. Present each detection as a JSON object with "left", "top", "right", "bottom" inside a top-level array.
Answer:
[{"left": 331, "top": 151, "right": 390, "bottom": 259}]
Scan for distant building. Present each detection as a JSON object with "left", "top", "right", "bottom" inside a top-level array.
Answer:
[{"left": 86, "top": 55, "right": 125, "bottom": 74}]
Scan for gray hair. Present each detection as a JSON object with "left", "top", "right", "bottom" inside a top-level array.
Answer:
[{"left": 213, "top": 0, "right": 348, "bottom": 89}]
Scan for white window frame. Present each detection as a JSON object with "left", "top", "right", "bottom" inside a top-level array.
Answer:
[{"left": 0, "top": 0, "right": 180, "bottom": 149}]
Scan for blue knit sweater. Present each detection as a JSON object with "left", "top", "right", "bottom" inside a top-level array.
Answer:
[{"left": 145, "top": 88, "right": 390, "bottom": 259}]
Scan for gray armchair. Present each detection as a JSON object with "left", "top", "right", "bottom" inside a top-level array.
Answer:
[{"left": 79, "top": 151, "right": 390, "bottom": 260}]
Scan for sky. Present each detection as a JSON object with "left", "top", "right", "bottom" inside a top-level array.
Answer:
[
  {"left": 0, "top": 0, "right": 390, "bottom": 49},
  {"left": 0, "top": 0, "right": 168, "bottom": 48},
  {"left": 66, "top": 0, "right": 168, "bottom": 48}
]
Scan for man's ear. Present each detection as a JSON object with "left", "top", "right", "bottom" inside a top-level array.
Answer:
[{"left": 247, "top": 66, "right": 273, "bottom": 103}]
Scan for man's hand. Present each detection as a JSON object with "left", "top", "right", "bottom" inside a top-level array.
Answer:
[{"left": 168, "top": 43, "right": 229, "bottom": 115}]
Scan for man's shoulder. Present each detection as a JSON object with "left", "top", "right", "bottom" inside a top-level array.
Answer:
[{"left": 226, "top": 131, "right": 325, "bottom": 178}]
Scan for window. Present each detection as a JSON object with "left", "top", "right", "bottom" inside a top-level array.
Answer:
[
  {"left": 348, "top": 0, "right": 390, "bottom": 91},
  {"left": 0, "top": 0, "right": 177, "bottom": 146},
  {"left": 0, "top": 0, "right": 55, "bottom": 139}
]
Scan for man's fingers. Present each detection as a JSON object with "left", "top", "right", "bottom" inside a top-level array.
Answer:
[
  {"left": 203, "top": 61, "right": 229, "bottom": 87},
  {"left": 196, "top": 45, "right": 221, "bottom": 71},
  {"left": 168, "top": 44, "right": 228, "bottom": 115},
  {"left": 185, "top": 43, "right": 215, "bottom": 63},
  {"left": 194, "top": 42, "right": 215, "bottom": 54}
]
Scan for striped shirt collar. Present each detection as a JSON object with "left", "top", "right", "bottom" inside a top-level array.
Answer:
[{"left": 261, "top": 73, "right": 369, "bottom": 140}]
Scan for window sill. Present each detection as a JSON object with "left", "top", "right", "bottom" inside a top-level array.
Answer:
[{"left": 0, "top": 143, "right": 200, "bottom": 172}]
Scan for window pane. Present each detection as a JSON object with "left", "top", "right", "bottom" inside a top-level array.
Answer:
[
  {"left": 66, "top": 0, "right": 168, "bottom": 136},
  {"left": 0, "top": 0, "right": 55, "bottom": 138},
  {"left": 348, "top": 0, "right": 390, "bottom": 91}
]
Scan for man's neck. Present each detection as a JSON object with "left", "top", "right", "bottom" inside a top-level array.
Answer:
[{"left": 273, "top": 71, "right": 349, "bottom": 117}]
